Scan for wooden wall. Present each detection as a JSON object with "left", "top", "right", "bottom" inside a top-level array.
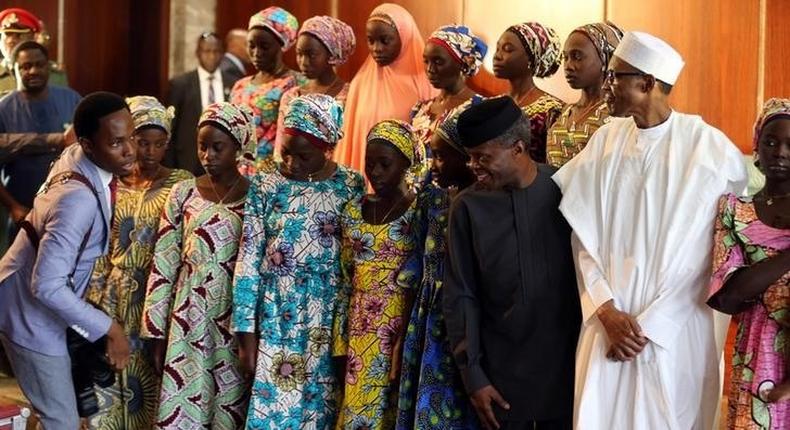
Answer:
[
  {"left": 0, "top": 0, "right": 170, "bottom": 99},
  {"left": 606, "top": 0, "right": 760, "bottom": 151},
  {"left": 2, "top": 0, "right": 786, "bottom": 152},
  {"left": 765, "top": 0, "right": 790, "bottom": 100},
  {"left": 212, "top": 0, "right": 788, "bottom": 152}
]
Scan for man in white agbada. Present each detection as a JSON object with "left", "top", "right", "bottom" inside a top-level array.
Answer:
[{"left": 553, "top": 31, "right": 748, "bottom": 429}]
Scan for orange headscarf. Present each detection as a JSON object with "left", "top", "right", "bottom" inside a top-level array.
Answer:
[{"left": 333, "top": 3, "right": 437, "bottom": 173}]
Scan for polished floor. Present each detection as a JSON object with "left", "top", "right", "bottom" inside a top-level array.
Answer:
[{"left": 0, "top": 372, "right": 730, "bottom": 430}]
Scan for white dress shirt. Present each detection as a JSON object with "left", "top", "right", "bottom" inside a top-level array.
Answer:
[
  {"left": 95, "top": 165, "right": 113, "bottom": 215},
  {"left": 197, "top": 66, "right": 225, "bottom": 109}
]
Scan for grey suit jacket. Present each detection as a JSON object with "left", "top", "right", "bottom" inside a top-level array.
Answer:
[{"left": 0, "top": 144, "right": 113, "bottom": 356}]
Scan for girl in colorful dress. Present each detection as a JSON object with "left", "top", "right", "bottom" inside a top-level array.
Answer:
[
  {"left": 707, "top": 98, "right": 790, "bottom": 430},
  {"left": 334, "top": 120, "right": 424, "bottom": 429},
  {"left": 86, "top": 96, "right": 192, "bottom": 430},
  {"left": 233, "top": 94, "right": 364, "bottom": 429},
  {"left": 493, "top": 22, "right": 564, "bottom": 163},
  {"left": 334, "top": 3, "right": 436, "bottom": 174},
  {"left": 396, "top": 106, "right": 478, "bottom": 430},
  {"left": 231, "top": 7, "right": 305, "bottom": 168},
  {"left": 274, "top": 16, "right": 356, "bottom": 155},
  {"left": 141, "top": 102, "right": 255, "bottom": 429},
  {"left": 547, "top": 22, "right": 623, "bottom": 168},
  {"left": 410, "top": 25, "right": 486, "bottom": 169}
]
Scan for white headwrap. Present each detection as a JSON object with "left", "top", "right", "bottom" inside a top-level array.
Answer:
[{"left": 613, "top": 31, "right": 684, "bottom": 85}]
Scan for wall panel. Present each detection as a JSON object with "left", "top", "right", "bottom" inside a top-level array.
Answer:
[
  {"left": 764, "top": 0, "right": 790, "bottom": 100},
  {"left": 607, "top": 0, "right": 760, "bottom": 151},
  {"left": 0, "top": 0, "right": 169, "bottom": 98}
]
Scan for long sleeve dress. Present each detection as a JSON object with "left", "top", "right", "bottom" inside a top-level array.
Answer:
[
  {"left": 141, "top": 179, "right": 249, "bottom": 429},
  {"left": 232, "top": 166, "right": 364, "bottom": 429},
  {"left": 333, "top": 195, "right": 422, "bottom": 430}
]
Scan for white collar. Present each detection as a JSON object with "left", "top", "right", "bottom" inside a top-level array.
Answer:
[
  {"left": 635, "top": 110, "right": 675, "bottom": 140},
  {"left": 197, "top": 66, "right": 219, "bottom": 80},
  {"left": 95, "top": 165, "right": 114, "bottom": 189}
]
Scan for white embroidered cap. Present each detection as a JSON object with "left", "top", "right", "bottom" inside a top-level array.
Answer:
[{"left": 613, "top": 31, "right": 685, "bottom": 85}]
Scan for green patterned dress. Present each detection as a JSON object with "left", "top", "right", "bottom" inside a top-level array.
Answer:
[{"left": 141, "top": 179, "right": 249, "bottom": 429}]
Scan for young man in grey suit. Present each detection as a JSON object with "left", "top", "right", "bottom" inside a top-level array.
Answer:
[
  {"left": 167, "top": 32, "right": 237, "bottom": 175},
  {"left": 0, "top": 92, "right": 134, "bottom": 429}
]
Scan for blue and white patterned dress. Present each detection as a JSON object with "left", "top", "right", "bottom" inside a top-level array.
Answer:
[{"left": 232, "top": 165, "right": 364, "bottom": 429}]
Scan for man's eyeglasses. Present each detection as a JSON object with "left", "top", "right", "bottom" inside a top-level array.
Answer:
[{"left": 605, "top": 69, "right": 647, "bottom": 82}]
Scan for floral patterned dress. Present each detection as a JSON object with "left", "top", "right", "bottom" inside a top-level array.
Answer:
[
  {"left": 396, "top": 184, "right": 478, "bottom": 430},
  {"left": 710, "top": 194, "right": 790, "bottom": 430},
  {"left": 230, "top": 71, "right": 306, "bottom": 161},
  {"left": 232, "top": 166, "right": 364, "bottom": 429},
  {"left": 86, "top": 169, "right": 192, "bottom": 430},
  {"left": 141, "top": 179, "right": 249, "bottom": 429},
  {"left": 520, "top": 94, "right": 564, "bottom": 164},
  {"left": 333, "top": 195, "right": 422, "bottom": 430}
]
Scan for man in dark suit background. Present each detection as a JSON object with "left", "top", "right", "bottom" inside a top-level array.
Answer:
[
  {"left": 219, "top": 28, "right": 249, "bottom": 84},
  {"left": 166, "top": 32, "right": 235, "bottom": 175}
]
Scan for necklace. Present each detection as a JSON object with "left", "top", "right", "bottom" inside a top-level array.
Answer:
[
  {"left": 569, "top": 101, "right": 603, "bottom": 132},
  {"left": 512, "top": 86, "right": 540, "bottom": 107},
  {"left": 307, "top": 158, "right": 330, "bottom": 183},
  {"left": 208, "top": 174, "right": 243, "bottom": 205},
  {"left": 259, "top": 64, "right": 287, "bottom": 84},
  {"left": 756, "top": 190, "right": 790, "bottom": 206},
  {"left": 372, "top": 192, "right": 407, "bottom": 225},
  {"left": 436, "top": 87, "right": 472, "bottom": 114},
  {"left": 319, "top": 76, "right": 342, "bottom": 93}
]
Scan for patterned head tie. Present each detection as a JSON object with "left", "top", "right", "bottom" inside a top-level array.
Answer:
[
  {"left": 506, "top": 22, "right": 562, "bottom": 78},
  {"left": 125, "top": 95, "right": 175, "bottom": 138},
  {"left": 199, "top": 102, "right": 257, "bottom": 166},
  {"left": 436, "top": 97, "right": 483, "bottom": 154},
  {"left": 427, "top": 24, "right": 488, "bottom": 77},
  {"left": 367, "top": 119, "right": 421, "bottom": 167},
  {"left": 248, "top": 7, "right": 299, "bottom": 51},
  {"left": 571, "top": 21, "right": 624, "bottom": 72},
  {"left": 754, "top": 98, "right": 790, "bottom": 151},
  {"left": 299, "top": 16, "right": 356, "bottom": 66},
  {"left": 283, "top": 93, "right": 344, "bottom": 150}
]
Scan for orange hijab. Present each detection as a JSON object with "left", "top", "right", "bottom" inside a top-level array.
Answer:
[{"left": 333, "top": 3, "right": 437, "bottom": 173}]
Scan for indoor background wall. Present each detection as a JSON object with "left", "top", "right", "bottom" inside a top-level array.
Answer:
[
  {"left": 0, "top": 0, "right": 170, "bottom": 99},
  {"left": 0, "top": 0, "right": 786, "bottom": 152},
  {"left": 214, "top": 0, "right": 785, "bottom": 152}
]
